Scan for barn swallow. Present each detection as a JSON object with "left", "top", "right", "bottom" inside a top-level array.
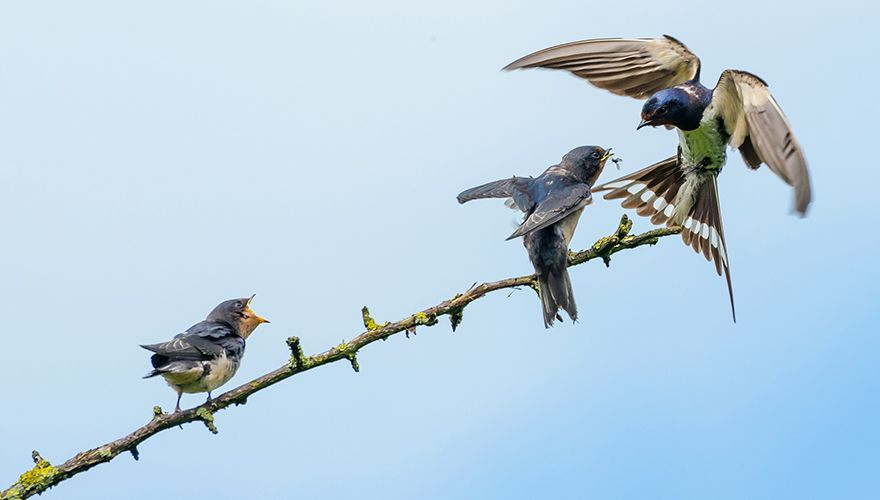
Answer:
[
  {"left": 505, "top": 35, "right": 813, "bottom": 321},
  {"left": 142, "top": 296, "right": 269, "bottom": 412},
  {"left": 458, "top": 146, "right": 612, "bottom": 327}
]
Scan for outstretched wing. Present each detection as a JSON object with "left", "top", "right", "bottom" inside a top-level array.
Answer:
[
  {"left": 457, "top": 177, "right": 533, "bottom": 212},
  {"left": 507, "top": 183, "right": 592, "bottom": 240},
  {"left": 710, "top": 69, "right": 811, "bottom": 214},
  {"left": 503, "top": 35, "right": 701, "bottom": 99}
]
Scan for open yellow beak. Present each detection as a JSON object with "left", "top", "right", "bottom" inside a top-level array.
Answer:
[
  {"left": 601, "top": 149, "right": 614, "bottom": 163},
  {"left": 245, "top": 295, "right": 270, "bottom": 323}
]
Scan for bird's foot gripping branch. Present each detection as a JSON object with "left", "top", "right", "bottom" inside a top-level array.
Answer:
[{"left": 1, "top": 215, "right": 680, "bottom": 500}]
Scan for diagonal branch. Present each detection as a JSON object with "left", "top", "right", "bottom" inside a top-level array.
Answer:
[{"left": 1, "top": 215, "right": 681, "bottom": 499}]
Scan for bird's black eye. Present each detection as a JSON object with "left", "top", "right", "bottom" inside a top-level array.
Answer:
[
  {"left": 234, "top": 301, "right": 242, "bottom": 309},
  {"left": 591, "top": 151, "right": 601, "bottom": 159},
  {"left": 658, "top": 105, "right": 668, "bottom": 114}
]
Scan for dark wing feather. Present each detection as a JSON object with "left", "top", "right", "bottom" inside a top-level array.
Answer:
[
  {"left": 507, "top": 183, "right": 591, "bottom": 240},
  {"left": 140, "top": 321, "right": 235, "bottom": 361},
  {"left": 711, "top": 69, "right": 811, "bottom": 214},
  {"left": 457, "top": 177, "right": 533, "bottom": 212},
  {"left": 504, "top": 35, "right": 701, "bottom": 99}
]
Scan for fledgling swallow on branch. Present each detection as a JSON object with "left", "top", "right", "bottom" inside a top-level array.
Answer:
[
  {"left": 142, "top": 296, "right": 269, "bottom": 412},
  {"left": 458, "top": 146, "right": 613, "bottom": 327}
]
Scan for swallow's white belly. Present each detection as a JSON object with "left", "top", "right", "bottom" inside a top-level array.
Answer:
[{"left": 164, "top": 352, "right": 240, "bottom": 394}]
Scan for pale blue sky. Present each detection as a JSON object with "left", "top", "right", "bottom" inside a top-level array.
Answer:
[{"left": 1, "top": 1, "right": 877, "bottom": 499}]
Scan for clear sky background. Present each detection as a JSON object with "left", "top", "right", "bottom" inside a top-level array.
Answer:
[{"left": 1, "top": 1, "right": 877, "bottom": 499}]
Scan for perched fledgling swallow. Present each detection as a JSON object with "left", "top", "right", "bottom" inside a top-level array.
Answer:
[
  {"left": 505, "top": 36, "right": 813, "bottom": 321},
  {"left": 458, "top": 146, "right": 612, "bottom": 327},
  {"left": 142, "top": 296, "right": 269, "bottom": 412}
]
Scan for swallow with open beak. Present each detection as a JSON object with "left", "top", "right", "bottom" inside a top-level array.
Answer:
[
  {"left": 141, "top": 296, "right": 270, "bottom": 412},
  {"left": 504, "top": 35, "right": 813, "bottom": 322},
  {"left": 458, "top": 146, "right": 612, "bottom": 327}
]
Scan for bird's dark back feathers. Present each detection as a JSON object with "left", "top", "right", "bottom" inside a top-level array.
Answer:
[{"left": 140, "top": 321, "right": 245, "bottom": 370}]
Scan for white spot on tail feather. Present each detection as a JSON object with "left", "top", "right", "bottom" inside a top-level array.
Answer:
[
  {"left": 627, "top": 183, "right": 647, "bottom": 195},
  {"left": 653, "top": 197, "right": 668, "bottom": 211},
  {"left": 640, "top": 190, "right": 655, "bottom": 203}
]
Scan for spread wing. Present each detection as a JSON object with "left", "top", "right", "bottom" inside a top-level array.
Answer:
[
  {"left": 457, "top": 177, "right": 533, "bottom": 211},
  {"left": 503, "top": 35, "right": 701, "bottom": 99},
  {"left": 710, "top": 69, "right": 811, "bottom": 214},
  {"left": 506, "top": 183, "right": 592, "bottom": 240}
]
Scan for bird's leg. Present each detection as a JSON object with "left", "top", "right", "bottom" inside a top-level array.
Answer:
[
  {"left": 205, "top": 391, "right": 212, "bottom": 404},
  {"left": 175, "top": 391, "right": 183, "bottom": 413}
]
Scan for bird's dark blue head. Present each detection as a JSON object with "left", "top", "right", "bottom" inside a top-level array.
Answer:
[
  {"left": 560, "top": 145, "right": 613, "bottom": 187},
  {"left": 638, "top": 87, "right": 705, "bottom": 132},
  {"left": 207, "top": 295, "right": 270, "bottom": 338}
]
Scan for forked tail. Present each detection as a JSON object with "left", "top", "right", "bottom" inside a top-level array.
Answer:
[{"left": 594, "top": 157, "right": 736, "bottom": 321}]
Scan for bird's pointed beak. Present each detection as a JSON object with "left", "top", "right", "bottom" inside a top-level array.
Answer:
[
  {"left": 245, "top": 294, "right": 269, "bottom": 323},
  {"left": 601, "top": 148, "right": 613, "bottom": 162},
  {"left": 637, "top": 120, "right": 651, "bottom": 130}
]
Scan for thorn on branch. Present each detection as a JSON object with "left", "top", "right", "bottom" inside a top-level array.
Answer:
[
  {"left": 130, "top": 447, "right": 140, "bottom": 461},
  {"left": 449, "top": 295, "right": 465, "bottom": 332},
  {"left": 405, "top": 326, "right": 416, "bottom": 339},
  {"left": 287, "top": 336, "right": 306, "bottom": 370},
  {"left": 195, "top": 407, "right": 218, "bottom": 435},
  {"left": 346, "top": 353, "right": 360, "bottom": 373}
]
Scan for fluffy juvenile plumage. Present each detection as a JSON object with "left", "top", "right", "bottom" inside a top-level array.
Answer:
[
  {"left": 458, "top": 146, "right": 612, "bottom": 327},
  {"left": 505, "top": 35, "right": 813, "bottom": 321},
  {"left": 141, "top": 296, "right": 269, "bottom": 412}
]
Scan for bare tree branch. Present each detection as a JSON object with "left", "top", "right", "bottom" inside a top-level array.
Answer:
[{"left": 1, "top": 215, "right": 681, "bottom": 499}]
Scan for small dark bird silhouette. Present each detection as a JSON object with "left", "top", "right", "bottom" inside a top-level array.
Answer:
[
  {"left": 505, "top": 35, "right": 813, "bottom": 322},
  {"left": 458, "top": 146, "right": 613, "bottom": 327},
  {"left": 141, "top": 296, "right": 269, "bottom": 412}
]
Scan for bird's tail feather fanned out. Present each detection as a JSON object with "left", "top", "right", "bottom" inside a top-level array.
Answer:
[
  {"left": 594, "top": 157, "right": 736, "bottom": 322},
  {"left": 592, "top": 155, "right": 685, "bottom": 225},
  {"left": 681, "top": 177, "right": 736, "bottom": 322},
  {"left": 537, "top": 269, "right": 577, "bottom": 328}
]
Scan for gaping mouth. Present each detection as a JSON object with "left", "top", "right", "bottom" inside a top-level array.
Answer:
[{"left": 601, "top": 148, "right": 614, "bottom": 162}]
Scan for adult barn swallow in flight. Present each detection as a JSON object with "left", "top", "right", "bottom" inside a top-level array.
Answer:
[
  {"left": 504, "top": 36, "right": 812, "bottom": 321},
  {"left": 142, "top": 296, "right": 269, "bottom": 412},
  {"left": 458, "top": 146, "right": 612, "bottom": 327}
]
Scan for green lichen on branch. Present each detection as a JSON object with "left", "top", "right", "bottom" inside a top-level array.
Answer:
[
  {"left": 361, "top": 306, "right": 389, "bottom": 332},
  {"left": 3, "top": 452, "right": 58, "bottom": 500},
  {"left": 195, "top": 408, "right": 218, "bottom": 434}
]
